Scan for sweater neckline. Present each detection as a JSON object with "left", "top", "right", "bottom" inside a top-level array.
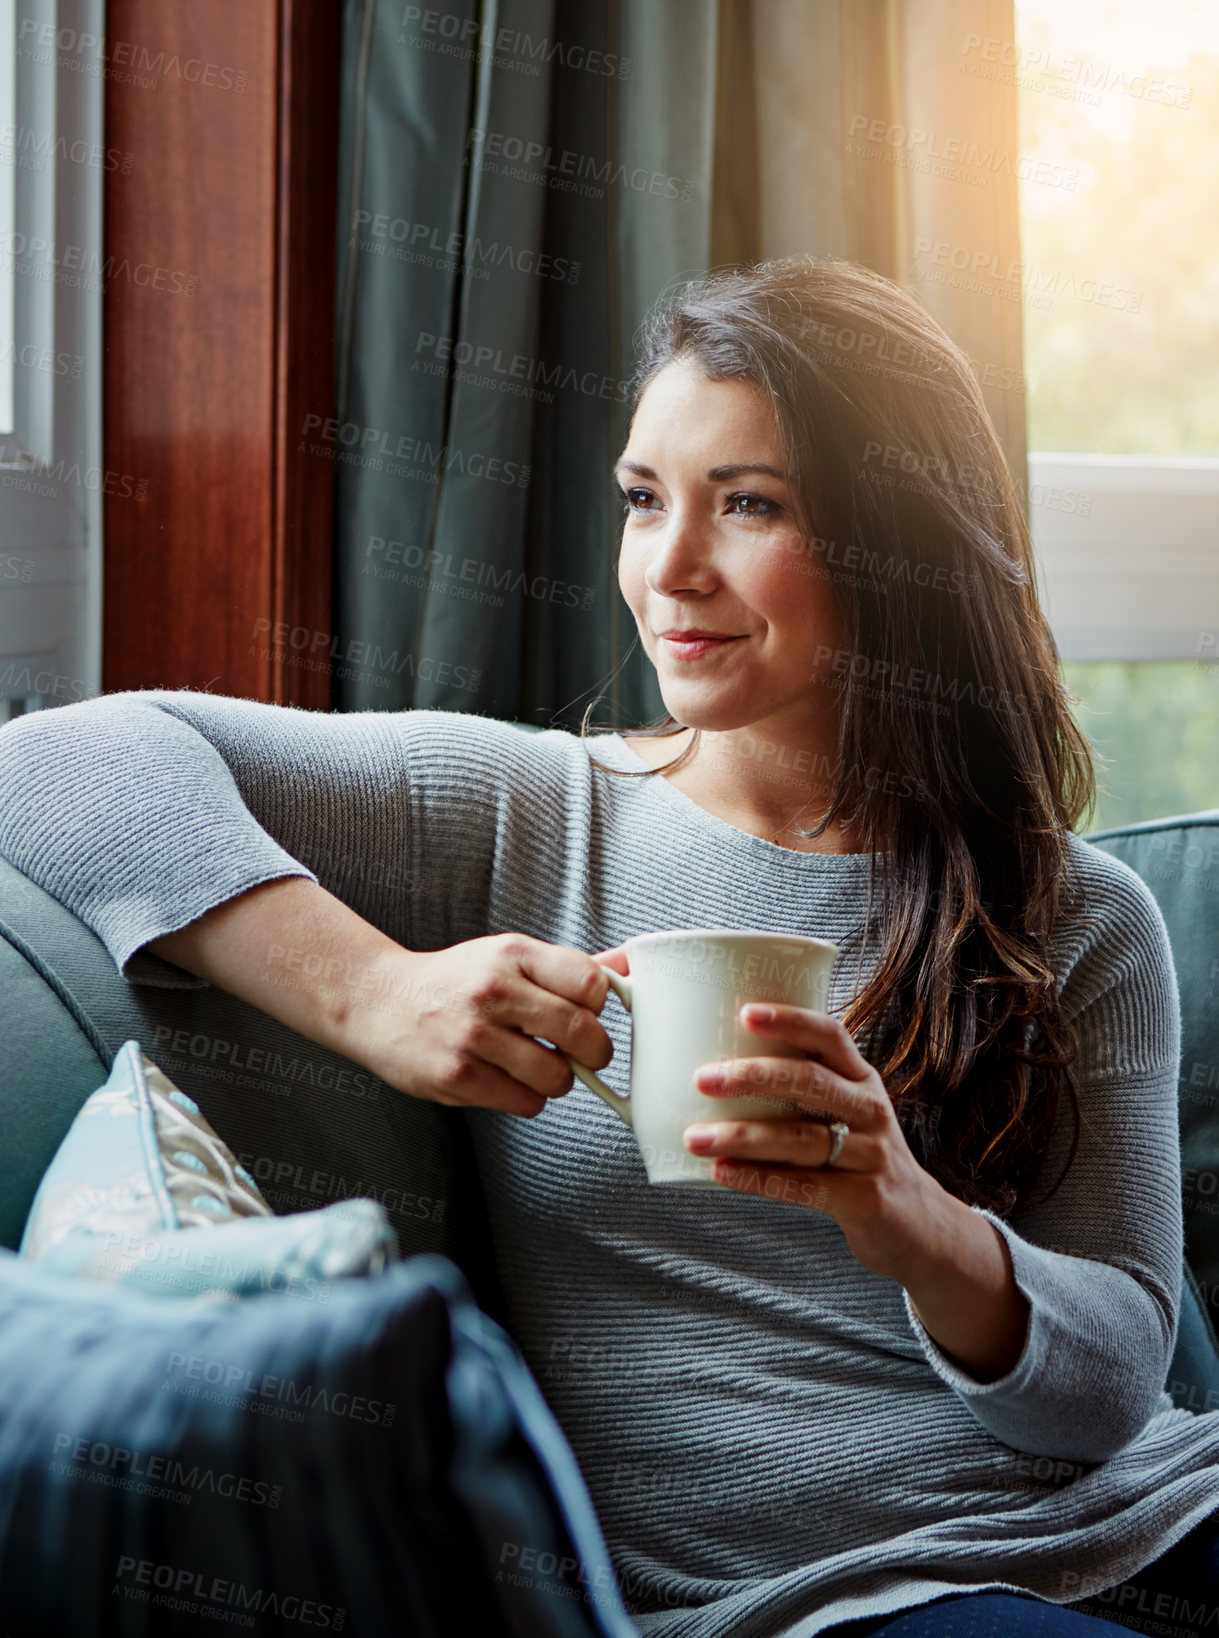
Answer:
[{"left": 593, "top": 733, "right": 886, "bottom": 868}]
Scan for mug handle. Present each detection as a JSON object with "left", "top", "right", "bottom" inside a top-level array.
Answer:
[{"left": 566, "top": 967, "right": 634, "bottom": 1126}]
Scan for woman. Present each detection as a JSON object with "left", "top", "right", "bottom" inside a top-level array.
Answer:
[{"left": 2, "top": 257, "right": 1218, "bottom": 1637}]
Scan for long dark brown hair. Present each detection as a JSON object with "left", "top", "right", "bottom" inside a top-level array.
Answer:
[{"left": 580, "top": 257, "right": 1096, "bottom": 1218}]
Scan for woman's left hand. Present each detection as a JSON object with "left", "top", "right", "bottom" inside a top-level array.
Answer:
[
  {"left": 589, "top": 955, "right": 1030, "bottom": 1380},
  {"left": 683, "top": 1002, "right": 957, "bottom": 1287}
]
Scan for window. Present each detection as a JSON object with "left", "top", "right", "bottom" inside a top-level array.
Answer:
[
  {"left": 0, "top": 0, "right": 103, "bottom": 724},
  {"left": 0, "top": 0, "right": 15, "bottom": 435},
  {"left": 1016, "top": 0, "right": 1219, "bottom": 829}
]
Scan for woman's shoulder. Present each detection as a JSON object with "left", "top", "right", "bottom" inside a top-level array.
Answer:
[
  {"left": 397, "top": 712, "right": 652, "bottom": 777},
  {"left": 1059, "top": 827, "right": 1171, "bottom": 942},
  {"left": 1052, "top": 829, "right": 1180, "bottom": 1061},
  {"left": 366, "top": 712, "right": 642, "bottom": 834},
  {"left": 390, "top": 708, "right": 613, "bottom": 774}
]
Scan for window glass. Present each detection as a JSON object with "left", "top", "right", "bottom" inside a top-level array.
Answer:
[
  {"left": 0, "top": 0, "right": 15, "bottom": 436},
  {"left": 1016, "top": 0, "right": 1219, "bottom": 456},
  {"left": 1064, "top": 662, "right": 1219, "bottom": 832}
]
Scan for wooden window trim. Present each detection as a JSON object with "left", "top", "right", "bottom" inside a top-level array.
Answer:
[{"left": 102, "top": 0, "right": 339, "bottom": 706}]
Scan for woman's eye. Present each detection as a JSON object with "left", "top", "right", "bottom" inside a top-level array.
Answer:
[
  {"left": 615, "top": 486, "right": 780, "bottom": 518},
  {"left": 621, "top": 486, "right": 661, "bottom": 513},
  {"left": 726, "top": 491, "right": 780, "bottom": 518}
]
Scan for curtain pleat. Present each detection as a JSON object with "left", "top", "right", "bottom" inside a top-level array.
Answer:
[{"left": 333, "top": 0, "right": 716, "bottom": 725}]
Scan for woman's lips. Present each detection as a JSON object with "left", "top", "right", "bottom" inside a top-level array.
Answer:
[{"left": 659, "top": 634, "right": 743, "bottom": 661}]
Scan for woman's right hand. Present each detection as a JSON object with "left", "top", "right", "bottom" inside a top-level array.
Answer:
[
  {"left": 351, "top": 933, "right": 619, "bottom": 1116},
  {"left": 146, "top": 879, "right": 615, "bottom": 1118}
]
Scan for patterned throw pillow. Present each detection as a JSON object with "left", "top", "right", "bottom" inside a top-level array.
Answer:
[{"left": 19, "top": 1039, "right": 398, "bottom": 1298}]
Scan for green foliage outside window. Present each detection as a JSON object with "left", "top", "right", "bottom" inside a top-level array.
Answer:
[{"left": 1065, "top": 663, "right": 1219, "bottom": 833}]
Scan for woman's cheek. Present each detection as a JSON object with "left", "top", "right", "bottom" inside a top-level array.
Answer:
[
  {"left": 749, "top": 531, "right": 819, "bottom": 599},
  {"left": 754, "top": 534, "right": 841, "bottom": 653},
  {"left": 617, "top": 537, "right": 648, "bottom": 616}
]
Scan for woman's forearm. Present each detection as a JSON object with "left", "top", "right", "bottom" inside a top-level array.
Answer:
[
  {"left": 146, "top": 875, "right": 419, "bottom": 1063},
  {"left": 899, "top": 1185, "right": 1031, "bottom": 1383}
]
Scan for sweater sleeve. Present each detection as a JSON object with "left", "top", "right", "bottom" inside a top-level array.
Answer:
[
  {"left": 901, "top": 842, "right": 1184, "bottom": 1462},
  {"left": 0, "top": 690, "right": 457, "bottom": 987}
]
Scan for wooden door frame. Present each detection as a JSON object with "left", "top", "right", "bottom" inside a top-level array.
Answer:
[{"left": 102, "top": 0, "right": 339, "bottom": 707}]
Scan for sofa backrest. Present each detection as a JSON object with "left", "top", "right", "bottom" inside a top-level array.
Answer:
[{"left": 1086, "top": 811, "right": 1219, "bottom": 1314}]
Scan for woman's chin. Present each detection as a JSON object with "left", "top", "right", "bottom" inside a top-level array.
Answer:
[{"left": 658, "top": 698, "right": 756, "bottom": 734}]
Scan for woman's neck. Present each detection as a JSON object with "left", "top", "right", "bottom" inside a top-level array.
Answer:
[{"left": 619, "top": 727, "right": 866, "bottom": 855}]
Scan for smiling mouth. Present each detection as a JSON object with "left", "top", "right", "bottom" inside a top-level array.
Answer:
[{"left": 658, "top": 634, "right": 744, "bottom": 660}]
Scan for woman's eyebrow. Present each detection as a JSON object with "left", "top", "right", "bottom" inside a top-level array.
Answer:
[
  {"left": 613, "top": 459, "right": 791, "bottom": 483},
  {"left": 708, "top": 462, "right": 790, "bottom": 483}
]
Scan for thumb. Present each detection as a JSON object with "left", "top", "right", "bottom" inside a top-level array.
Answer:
[{"left": 590, "top": 944, "right": 630, "bottom": 976}]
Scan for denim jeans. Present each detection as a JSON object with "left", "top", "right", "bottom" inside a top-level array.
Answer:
[{"left": 823, "top": 1508, "right": 1219, "bottom": 1636}]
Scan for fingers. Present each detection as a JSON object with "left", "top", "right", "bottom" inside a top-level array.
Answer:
[
  {"left": 430, "top": 1043, "right": 552, "bottom": 1119},
  {"left": 486, "top": 934, "right": 618, "bottom": 1073},
  {"left": 440, "top": 935, "right": 616, "bottom": 1111},
  {"left": 458, "top": 1011, "right": 587, "bottom": 1101},
  {"left": 695, "top": 1053, "right": 887, "bottom": 1131},
  {"left": 738, "top": 1004, "right": 872, "bottom": 1081},
  {"left": 684, "top": 1117, "right": 870, "bottom": 1172},
  {"left": 372, "top": 936, "right": 619, "bottom": 1116}
]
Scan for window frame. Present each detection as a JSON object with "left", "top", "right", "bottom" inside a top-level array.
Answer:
[
  {"left": 0, "top": 0, "right": 103, "bottom": 712},
  {"left": 1028, "top": 453, "right": 1219, "bottom": 663},
  {"left": 0, "top": 0, "right": 15, "bottom": 436}
]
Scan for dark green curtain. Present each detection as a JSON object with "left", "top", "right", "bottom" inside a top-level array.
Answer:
[
  {"left": 334, "top": 0, "right": 718, "bottom": 727},
  {"left": 332, "top": 0, "right": 1025, "bottom": 726}
]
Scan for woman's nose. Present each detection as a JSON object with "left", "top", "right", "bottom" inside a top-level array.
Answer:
[{"left": 644, "top": 507, "right": 717, "bottom": 596}]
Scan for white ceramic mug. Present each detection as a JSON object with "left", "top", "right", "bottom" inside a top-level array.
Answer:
[{"left": 567, "top": 929, "right": 839, "bottom": 1185}]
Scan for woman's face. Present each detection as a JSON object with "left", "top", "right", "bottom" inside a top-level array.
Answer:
[{"left": 616, "top": 358, "right": 842, "bottom": 737}]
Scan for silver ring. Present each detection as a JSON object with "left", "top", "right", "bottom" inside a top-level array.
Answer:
[{"left": 824, "top": 1121, "right": 849, "bottom": 1169}]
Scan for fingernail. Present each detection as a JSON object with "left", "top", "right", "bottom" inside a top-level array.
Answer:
[
  {"left": 743, "top": 1004, "right": 774, "bottom": 1023},
  {"left": 684, "top": 1125, "right": 716, "bottom": 1152},
  {"left": 696, "top": 1067, "right": 725, "bottom": 1090}
]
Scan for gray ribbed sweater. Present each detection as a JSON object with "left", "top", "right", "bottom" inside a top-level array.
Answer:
[{"left": 3, "top": 690, "right": 1219, "bottom": 1637}]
